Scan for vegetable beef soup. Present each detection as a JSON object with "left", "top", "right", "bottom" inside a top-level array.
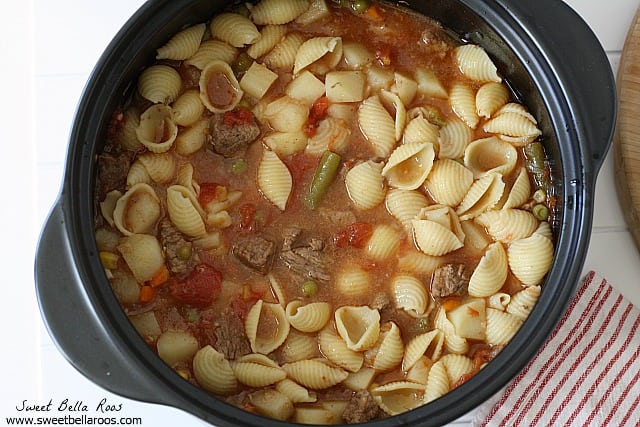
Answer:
[{"left": 95, "top": 0, "right": 555, "bottom": 423}]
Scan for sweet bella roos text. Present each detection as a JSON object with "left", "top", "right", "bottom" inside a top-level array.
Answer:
[{"left": 16, "top": 398, "right": 123, "bottom": 413}]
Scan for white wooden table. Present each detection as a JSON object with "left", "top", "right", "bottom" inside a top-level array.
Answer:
[{"left": 1, "top": 0, "right": 638, "bottom": 425}]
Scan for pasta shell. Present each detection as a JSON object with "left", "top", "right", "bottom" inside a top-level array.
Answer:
[
  {"left": 116, "top": 234, "right": 165, "bottom": 283},
  {"left": 455, "top": 44, "right": 501, "bottom": 83},
  {"left": 184, "top": 39, "right": 238, "bottom": 69},
  {"left": 192, "top": 345, "right": 237, "bottom": 395},
  {"left": 456, "top": 172, "right": 505, "bottom": 220},
  {"left": 176, "top": 163, "right": 200, "bottom": 198},
  {"left": 488, "top": 293, "right": 512, "bottom": 311},
  {"left": 424, "top": 159, "right": 474, "bottom": 207},
  {"left": 486, "top": 308, "right": 523, "bottom": 345},
  {"left": 171, "top": 89, "right": 205, "bottom": 127},
  {"left": 397, "top": 250, "right": 445, "bottom": 275},
  {"left": 484, "top": 112, "right": 542, "bottom": 142},
  {"left": 280, "top": 330, "right": 319, "bottom": 363},
  {"left": 476, "top": 82, "right": 509, "bottom": 118},
  {"left": 415, "top": 67, "right": 448, "bottom": 99},
  {"left": 174, "top": 118, "right": 209, "bottom": 156},
  {"left": 115, "top": 107, "right": 142, "bottom": 151},
  {"left": 508, "top": 233, "right": 554, "bottom": 286},
  {"left": 306, "top": 118, "right": 350, "bottom": 155},
  {"left": 403, "top": 329, "right": 444, "bottom": 371},
  {"left": 286, "top": 301, "right": 331, "bottom": 333},
  {"left": 475, "top": 209, "right": 538, "bottom": 243},
  {"left": 210, "top": 13, "right": 260, "bottom": 47},
  {"left": 137, "top": 65, "right": 182, "bottom": 104},
  {"left": 342, "top": 367, "right": 376, "bottom": 391},
  {"left": 403, "top": 115, "right": 440, "bottom": 146},
  {"left": 345, "top": 161, "right": 386, "bottom": 210},
  {"left": 199, "top": 60, "right": 244, "bottom": 113},
  {"left": 367, "top": 322, "right": 404, "bottom": 372},
  {"left": 100, "top": 190, "right": 121, "bottom": 227},
  {"left": 358, "top": 95, "right": 397, "bottom": 157},
  {"left": 534, "top": 221, "right": 554, "bottom": 241},
  {"left": 424, "top": 360, "right": 450, "bottom": 403},
  {"left": 136, "top": 152, "right": 177, "bottom": 184},
  {"left": 405, "top": 356, "right": 433, "bottom": 385},
  {"left": 365, "top": 224, "right": 401, "bottom": 261},
  {"left": 232, "top": 354, "right": 287, "bottom": 387},
  {"left": 385, "top": 189, "right": 429, "bottom": 232},
  {"left": 412, "top": 205, "right": 465, "bottom": 256},
  {"left": 438, "top": 118, "right": 473, "bottom": 159},
  {"left": 380, "top": 89, "right": 408, "bottom": 142},
  {"left": 318, "top": 327, "right": 364, "bottom": 373},
  {"left": 382, "top": 142, "right": 435, "bottom": 190},
  {"left": 468, "top": 242, "right": 508, "bottom": 297},
  {"left": 293, "top": 36, "right": 343, "bottom": 75},
  {"left": 440, "top": 354, "right": 474, "bottom": 385},
  {"left": 276, "top": 379, "right": 317, "bottom": 403},
  {"left": 247, "top": 25, "right": 288, "bottom": 59},
  {"left": 502, "top": 167, "right": 531, "bottom": 209},
  {"left": 135, "top": 104, "right": 178, "bottom": 153},
  {"left": 295, "top": 0, "right": 331, "bottom": 25},
  {"left": 507, "top": 285, "right": 542, "bottom": 319},
  {"left": 250, "top": 0, "right": 310, "bottom": 25},
  {"left": 112, "top": 183, "right": 161, "bottom": 237},
  {"left": 257, "top": 149, "right": 292, "bottom": 211},
  {"left": 335, "top": 306, "right": 380, "bottom": 351},
  {"left": 245, "top": 300, "right": 291, "bottom": 354},
  {"left": 156, "top": 23, "right": 206, "bottom": 60},
  {"left": 166, "top": 185, "right": 206, "bottom": 237},
  {"left": 433, "top": 306, "right": 469, "bottom": 354},
  {"left": 264, "top": 32, "right": 306, "bottom": 70},
  {"left": 464, "top": 137, "right": 518, "bottom": 179},
  {"left": 392, "top": 72, "right": 419, "bottom": 106},
  {"left": 450, "top": 83, "right": 479, "bottom": 129},
  {"left": 282, "top": 359, "right": 348, "bottom": 389},
  {"left": 335, "top": 264, "right": 371, "bottom": 297},
  {"left": 370, "top": 381, "right": 424, "bottom": 415},
  {"left": 391, "top": 275, "right": 429, "bottom": 317}
]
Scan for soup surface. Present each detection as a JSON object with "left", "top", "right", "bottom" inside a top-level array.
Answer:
[{"left": 95, "top": 0, "right": 555, "bottom": 423}]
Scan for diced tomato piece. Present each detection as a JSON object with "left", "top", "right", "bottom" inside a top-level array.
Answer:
[
  {"left": 169, "top": 264, "right": 222, "bottom": 307},
  {"left": 304, "top": 96, "right": 330, "bottom": 137},
  {"left": 223, "top": 107, "right": 255, "bottom": 127},
  {"left": 333, "top": 222, "right": 374, "bottom": 249},
  {"left": 198, "top": 182, "right": 226, "bottom": 208}
]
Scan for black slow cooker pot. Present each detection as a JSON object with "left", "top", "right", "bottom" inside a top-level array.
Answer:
[{"left": 35, "top": 0, "right": 616, "bottom": 425}]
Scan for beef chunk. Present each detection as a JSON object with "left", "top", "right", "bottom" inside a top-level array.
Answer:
[
  {"left": 200, "top": 308, "right": 251, "bottom": 360},
  {"left": 207, "top": 112, "right": 260, "bottom": 157},
  {"left": 430, "top": 263, "right": 470, "bottom": 298},
  {"left": 159, "top": 219, "right": 196, "bottom": 277},
  {"left": 233, "top": 236, "right": 276, "bottom": 274},
  {"left": 96, "top": 151, "right": 131, "bottom": 197},
  {"left": 280, "top": 227, "right": 330, "bottom": 283},
  {"left": 342, "top": 390, "right": 381, "bottom": 424}
]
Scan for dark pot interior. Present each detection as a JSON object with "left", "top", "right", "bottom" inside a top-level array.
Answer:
[{"left": 35, "top": 0, "right": 616, "bottom": 426}]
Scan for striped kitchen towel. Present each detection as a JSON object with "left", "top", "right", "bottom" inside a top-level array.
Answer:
[{"left": 473, "top": 271, "right": 640, "bottom": 427}]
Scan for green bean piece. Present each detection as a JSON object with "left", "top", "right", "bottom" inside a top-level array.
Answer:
[
  {"left": 301, "top": 280, "right": 318, "bottom": 297},
  {"left": 533, "top": 189, "right": 546, "bottom": 203},
  {"left": 425, "top": 106, "right": 447, "bottom": 127},
  {"left": 415, "top": 317, "right": 429, "bottom": 331},
  {"left": 532, "top": 204, "right": 549, "bottom": 221},
  {"left": 524, "top": 142, "right": 549, "bottom": 190},
  {"left": 304, "top": 151, "right": 342, "bottom": 210},
  {"left": 350, "top": 0, "right": 371, "bottom": 13},
  {"left": 231, "top": 158, "right": 248, "bottom": 174}
]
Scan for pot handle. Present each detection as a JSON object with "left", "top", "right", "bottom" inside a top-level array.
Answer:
[
  {"left": 500, "top": 0, "right": 616, "bottom": 174},
  {"left": 35, "top": 201, "right": 172, "bottom": 406}
]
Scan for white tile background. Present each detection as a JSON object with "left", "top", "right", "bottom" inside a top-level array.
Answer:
[{"left": 2, "top": 0, "right": 639, "bottom": 426}]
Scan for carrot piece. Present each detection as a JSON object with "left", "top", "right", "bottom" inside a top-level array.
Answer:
[
  {"left": 139, "top": 285, "right": 157, "bottom": 303},
  {"left": 365, "top": 4, "right": 383, "bottom": 20},
  {"left": 149, "top": 264, "right": 170, "bottom": 288},
  {"left": 442, "top": 297, "right": 461, "bottom": 312}
]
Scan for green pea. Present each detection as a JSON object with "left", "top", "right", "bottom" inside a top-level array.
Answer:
[
  {"left": 176, "top": 244, "right": 192, "bottom": 260},
  {"left": 301, "top": 280, "right": 318, "bottom": 297},
  {"left": 232, "top": 52, "right": 253, "bottom": 76},
  {"left": 231, "top": 158, "right": 248, "bottom": 174}
]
